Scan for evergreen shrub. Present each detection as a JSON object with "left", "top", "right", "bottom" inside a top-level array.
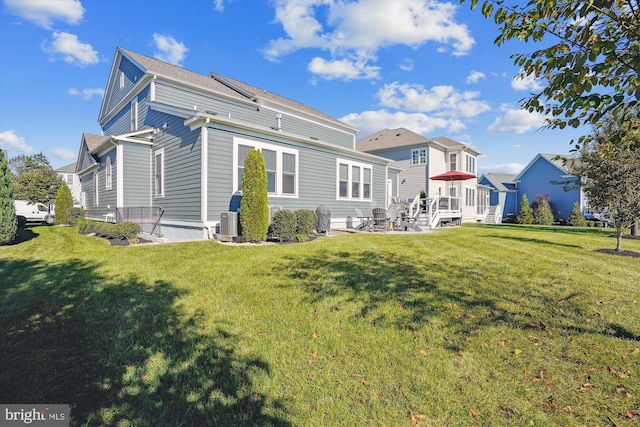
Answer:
[
  {"left": 295, "top": 209, "right": 317, "bottom": 235},
  {"left": 54, "top": 185, "right": 73, "bottom": 225},
  {"left": 517, "top": 194, "right": 534, "bottom": 224},
  {"left": 240, "top": 149, "right": 269, "bottom": 242},
  {"left": 270, "top": 209, "right": 297, "bottom": 242},
  {"left": 567, "top": 202, "right": 587, "bottom": 227}
]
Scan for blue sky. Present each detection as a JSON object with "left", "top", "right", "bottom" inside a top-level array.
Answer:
[{"left": 0, "top": 0, "right": 587, "bottom": 173}]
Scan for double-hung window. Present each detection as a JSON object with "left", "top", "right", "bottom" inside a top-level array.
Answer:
[
  {"left": 466, "top": 188, "right": 476, "bottom": 207},
  {"left": 154, "top": 148, "right": 164, "bottom": 197},
  {"left": 465, "top": 155, "right": 475, "bottom": 174},
  {"left": 449, "top": 153, "right": 457, "bottom": 171},
  {"left": 411, "top": 148, "right": 426, "bottom": 165},
  {"left": 130, "top": 97, "right": 138, "bottom": 131},
  {"left": 336, "top": 159, "right": 372, "bottom": 201},
  {"left": 234, "top": 138, "right": 298, "bottom": 197}
]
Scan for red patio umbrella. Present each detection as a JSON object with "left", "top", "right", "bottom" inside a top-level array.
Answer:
[
  {"left": 430, "top": 170, "right": 476, "bottom": 181},
  {"left": 430, "top": 171, "right": 476, "bottom": 199}
]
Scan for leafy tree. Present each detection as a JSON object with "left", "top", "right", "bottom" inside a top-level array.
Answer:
[
  {"left": 577, "top": 118, "right": 640, "bottom": 251},
  {"left": 532, "top": 195, "right": 555, "bottom": 225},
  {"left": 465, "top": 0, "right": 640, "bottom": 148},
  {"left": 517, "top": 193, "right": 534, "bottom": 224},
  {"left": 9, "top": 152, "right": 52, "bottom": 177},
  {"left": 55, "top": 184, "right": 73, "bottom": 225},
  {"left": 0, "top": 150, "right": 18, "bottom": 244},
  {"left": 12, "top": 153, "right": 63, "bottom": 205},
  {"left": 240, "top": 149, "right": 269, "bottom": 242},
  {"left": 567, "top": 202, "right": 587, "bottom": 227}
]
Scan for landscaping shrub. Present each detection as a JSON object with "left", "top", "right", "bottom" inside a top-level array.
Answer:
[
  {"left": 68, "top": 208, "right": 85, "bottom": 226},
  {"left": 54, "top": 184, "right": 73, "bottom": 225},
  {"left": 567, "top": 202, "right": 587, "bottom": 227},
  {"left": 77, "top": 220, "right": 140, "bottom": 240},
  {"left": 240, "top": 149, "right": 269, "bottom": 242},
  {"left": 532, "top": 195, "right": 554, "bottom": 225},
  {"left": 269, "top": 209, "right": 296, "bottom": 242},
  {"left": 117, "top": 222, "right": 141, "bottom": 240},
  {"left": 517, "top": 194, "right": 534, "bottom": 224},
  {"left": 295, "top": 209, "right": 317, "bottom": 235},
  {"left": 0, "top": 151, "right": 17, "bottom": 244}
]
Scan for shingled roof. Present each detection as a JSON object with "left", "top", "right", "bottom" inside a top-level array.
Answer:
[
  {"left": 355, "top": 128, "right": 468, "bottom": 153},
  {"left": 119, "top": 48, "right": 354, "bottom": 131}
]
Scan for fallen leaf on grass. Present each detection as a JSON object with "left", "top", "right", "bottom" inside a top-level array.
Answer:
[
  {"left": 418, "top": 349, "right": 428, "bottom": 356},
  {"left": 626, "top": 410, "right": 639, "bottom": 419},
  {"left": 563, "top": 405, "right": 572, "bottom": 412},
  {"left": 409, "top": 412, "right": 425, "bottom": 425},
  {"left": 468, "top": 408, "right": 477, "bottom": 417}
]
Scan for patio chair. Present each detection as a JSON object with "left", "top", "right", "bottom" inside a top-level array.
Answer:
[
  {"left": 372, "top": 208, "right": 389, "bottom": 232},
  {"left": 355, "top": 208, "right": 373, "bottom": 231}
]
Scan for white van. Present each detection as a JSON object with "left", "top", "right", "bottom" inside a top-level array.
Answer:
[{"left": 14, "top": 200, "right": 55, "bottom": 224}]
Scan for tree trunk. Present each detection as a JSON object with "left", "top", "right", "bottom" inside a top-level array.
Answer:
[
  {"left": 616, "top": 231, "right": 623, "bottom": 252},
  {"left": 631, "top": 221, "right": 638, "bottom": 236}
]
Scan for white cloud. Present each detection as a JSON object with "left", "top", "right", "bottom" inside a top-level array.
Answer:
[
  {"left": 52, "top": 147, "right": 76, "bottom": 161},
  {"left": 398, "top": 58, "right": 414, "bottom": 72},
  {"left": 42, "top": 32, "right": 99, "bottom": 67},
  {"left": 377, "top": 82, "right": 491, "bottom": 118},
  {"left": 213, "top": 0, "right": 225, "bottom": 12},
  {"left": 0, "top": 130, "right": 34, "bottom": 154},
  {"left": 487, "top": 105, "right": 549, "bottom": 134},
  {"left": 479, "top": 163, "right": 526, "bottom": 174},
  {"left": 265, "top": 0, "right": 474, "bottom": 79},
  {"left": 341, "top": 109, "right": 464, "bottom": 138},
  {"left": 152, "top": 34, "right": 188, "bottom": 66},
  {"left": 68, "top": 88, "right": 104, "bottom": 100},
  {"left": 308, "top": 56, "right": 380, "bottom": 80},
  {"left": 466, "top": 70, "right": 485, "bottom": 84},
  {"left": 4, "top": 0, "right": 84, "bottom": 29},
  {"left": 511, "top": 70, "right": 544, "bottom": 92}
]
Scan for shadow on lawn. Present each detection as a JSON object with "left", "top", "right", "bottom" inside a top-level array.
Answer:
[
  {"left": 0, "top": 259, "right": 289, "bottom": 426},
  {"left": 276, "top": 247, "right": 639, "bottom": 351}
]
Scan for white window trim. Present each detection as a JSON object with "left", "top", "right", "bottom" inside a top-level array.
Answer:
[
  {"left": 131, "top": 97, "right": 138, "bottom": 131},
  {"left": 336, "top": 158, "right": 373, "bottom": 201},
  {"left": 94, "top": 172, "right": 99, "bottom": 206},
  {"left": 154, "top": 148, "right": 165, "bottom": 198},
  {"left": 411, "top": 148, "right": 426, "bottom": 166},
  {"left": 105, "top": 157, "right": 112, "bottom": 190},
  {"left": 232, "top": 137, "right": 299, "bottom": 198}
]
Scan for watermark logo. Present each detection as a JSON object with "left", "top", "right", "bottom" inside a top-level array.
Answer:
[{"left": 1, "top": 405, "right": 69, "bottom": 426}]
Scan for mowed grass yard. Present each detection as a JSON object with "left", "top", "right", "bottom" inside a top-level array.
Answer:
[{"left": 1, "top": 224, "right": 639, "bottom": 426}]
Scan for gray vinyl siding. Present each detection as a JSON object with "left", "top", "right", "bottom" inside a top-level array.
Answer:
[
  {"left": 150, "top": 112, "right": 202, "bottom": 221},
  {"left": 103, "top": 84, "right": 152, "bottom": 136},
  {"left": 105, "top": 57, "right": 145, "bottom": 114},
  {"left": 122, "top": 143, "right": 151, "bottom": 207},
  {"left": 79, "top": 146, "right": 95, "bottom": 171},
  {"left": 155, "top": 82, "right": 354, "bottom": 150},
  {"left": 101, "top": 149, "right": 117, "bottom": 209},
  {"left": 80, "top": 173, "right": 95, "bottom": 216},
  {"left": 206, "top": 126, "right": 387, "bottom": 223}
]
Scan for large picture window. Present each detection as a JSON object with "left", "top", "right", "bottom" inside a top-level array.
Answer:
[
  {"left": 336, "top": 159, "right": 372, "bottom": 201},
  {"left": 234, "top": 138, "right": 298, "bottom": 197}
]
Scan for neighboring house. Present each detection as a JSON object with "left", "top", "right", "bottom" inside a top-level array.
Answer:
[
  {"left": 477, "top": 173, "right": 518, "bottom": 222},
  {"left": 514, "top": 153, "right": 581, "bottom": 221},
  {"left": 75, "top": 47, "right": 396, "bottom": 241},
  {"left": 55, "top": 162, "right": 82, "bottom": 207},
  {"left": 356, "top": 127, "right": 484, "bottom": 226},
  {"left": 480, "top": 153, "right": 583, "bottom": 222}
]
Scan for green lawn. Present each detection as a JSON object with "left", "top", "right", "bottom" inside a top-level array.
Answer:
[{"left": 1, "top": 224, "right": 639, "bottom": 426}]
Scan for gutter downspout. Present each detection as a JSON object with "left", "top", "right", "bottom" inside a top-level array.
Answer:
[{"left": 201, "top": 118, "right": 209, "bottom": 237}]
